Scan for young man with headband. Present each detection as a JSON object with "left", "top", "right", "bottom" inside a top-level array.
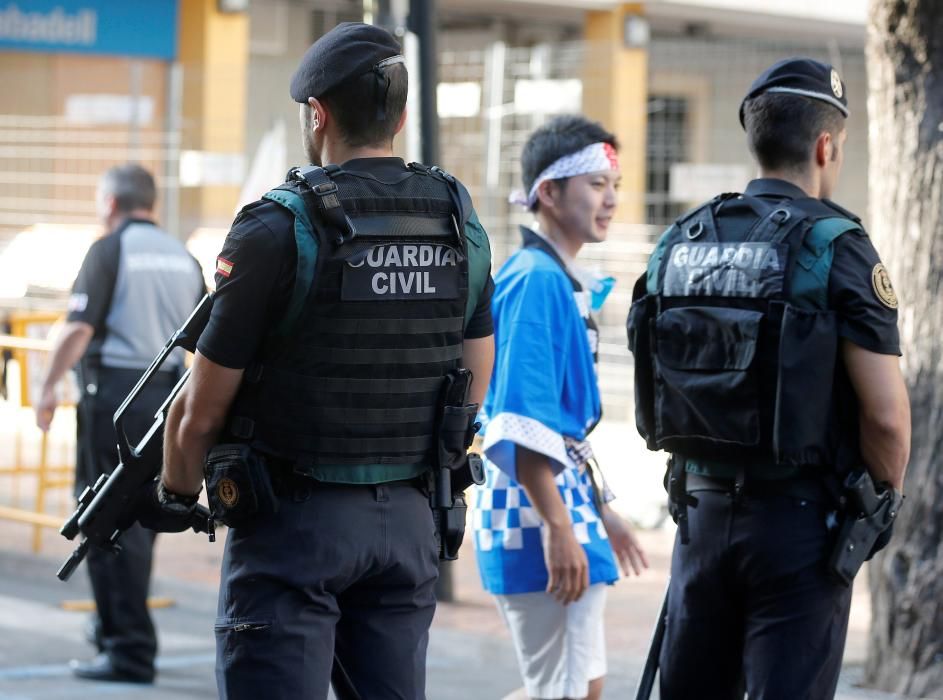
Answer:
[{"left": 473, "top": 115, "right": 648, "bottom": 700}]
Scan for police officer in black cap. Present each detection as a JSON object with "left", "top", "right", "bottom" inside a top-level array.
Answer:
[
  {"left": 155, "top": 22, "right": 495, "bottom": 699},
  {"left": 628, "top": 57, "right": 910, "bottom": 698}
]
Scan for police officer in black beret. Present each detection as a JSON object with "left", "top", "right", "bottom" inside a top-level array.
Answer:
[
  {"left": 628, "top": 57, "right": 910, "bottom": 698},
  {"left": 154, "top": 23, "right": 495, "bottom": 698}
]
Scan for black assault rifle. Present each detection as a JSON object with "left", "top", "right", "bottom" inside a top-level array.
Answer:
[{"left": 57, "top": 294, "right": 216, "bottom": 581}]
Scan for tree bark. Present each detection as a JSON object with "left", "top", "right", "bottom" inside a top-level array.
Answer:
[{"left": 865, "top": 0, "right": 943, "bottom": 695}]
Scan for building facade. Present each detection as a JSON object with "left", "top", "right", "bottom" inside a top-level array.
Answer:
[{"left": 0, "top": 0, "right": 868, "bottom": 417}]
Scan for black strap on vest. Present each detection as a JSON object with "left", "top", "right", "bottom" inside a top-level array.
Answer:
[
  {"left": 290, "top": 165, "right": 357, "bottom": 245},
  {"left": 676, "top": 197, "right": 721, "bottom": 242},
  {"left": 407, "top": 162, "right": 472, "bottom": 245}
]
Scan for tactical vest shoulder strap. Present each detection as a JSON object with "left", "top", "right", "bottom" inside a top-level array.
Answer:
[
  {"left": 675, "top": 196, "right": 724, "bottom": 243},
  {"left": 262, "top": 185, "right": 323, "bottom": 338},
  {"left": 790, "top": 216, "right": 862, "bottom": 310},
  {"left": 407, "top": 162, "right": 474, "bottom": 229},
  {"left": 646, "top": 226, "right": 675, "bottom": 295},
  {"left": 743, "top": 199, "right": 807, "bottom": 244},
  {"left": 288, "top": 165, "right": 357, "bottom": 246}
]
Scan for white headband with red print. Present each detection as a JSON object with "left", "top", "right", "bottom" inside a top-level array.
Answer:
[{"left": 509, "top": 142, "right": 620, "bottom": 208}]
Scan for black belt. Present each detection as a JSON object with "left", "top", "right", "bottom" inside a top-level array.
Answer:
[{"left": 685, "top": 473, "right": 832, "bottom": 503}]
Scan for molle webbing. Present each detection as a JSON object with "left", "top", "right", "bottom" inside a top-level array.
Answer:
[{"left": 241, "top": 165, "right": 469, "bottom": 467}]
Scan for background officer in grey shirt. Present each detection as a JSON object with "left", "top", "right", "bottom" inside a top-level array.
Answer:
[{"left": 36, "top": 163, "right": 204, "bottom": 684}]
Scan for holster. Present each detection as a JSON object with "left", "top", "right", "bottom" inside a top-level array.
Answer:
[
  {"left": 431, "top": 368, "right": 484, "bottom": 560},
  {"left": 665, "top": 455, "right": 698, "bottom": 545},
  {"left": 828, "top": 470, "right": 903, "bottom": 586},
  {"left": 204, "top": 443, "right": 279, "bottom": 528}
]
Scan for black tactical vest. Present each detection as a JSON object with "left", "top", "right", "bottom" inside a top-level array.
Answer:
[
  {"left": 230, "top": 163, "right": 470, "bottom": 469},
  {"left": 628, "top": 194, "right": 862, "bottom": 470}
]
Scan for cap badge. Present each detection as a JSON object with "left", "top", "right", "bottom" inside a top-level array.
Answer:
[
  {"left": 830, "top": 69, "right": 843, "bottom": 99},
  {"left": 871, "top": 263, "right": 898, "bottom": 309}
]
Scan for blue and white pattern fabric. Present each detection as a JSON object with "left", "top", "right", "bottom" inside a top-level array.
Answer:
[{"left": 473, "top": 227, "right": 619, "bottom": 595}]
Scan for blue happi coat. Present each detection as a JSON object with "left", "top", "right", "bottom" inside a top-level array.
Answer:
[{"left": 473, "top": 227, "right": 619, "bottom": 595}]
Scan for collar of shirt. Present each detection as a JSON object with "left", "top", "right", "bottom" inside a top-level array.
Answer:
[
  {"left": 743, "top": 177, "right": 810, "bottom": 200},
  {"left": 108, "top": 217, "right": 157, "bottom": 237},
  {"left": 522, "top": 224, "right": 581, "bottom": 278},
  {"left": 338, "top": 156, "right": 406, "bottom": 178}
]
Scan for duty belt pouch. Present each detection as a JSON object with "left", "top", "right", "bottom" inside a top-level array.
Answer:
[{"left": 204, "top": 444, "right": 279, "bottom": 528}]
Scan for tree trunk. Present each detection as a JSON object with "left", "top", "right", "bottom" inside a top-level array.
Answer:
[{"left": 865, "top": 0, "right": 943, "bottom": 695}]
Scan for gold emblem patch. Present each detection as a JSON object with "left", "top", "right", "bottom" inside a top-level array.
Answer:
[
  {"left": 830, "top": 69, "right": 843, "bottom": 98},
  {"left": 871, "top": 263, "right": 898, "bottom": 309},
  {"left": 217, "top": 478, "right": 239, "bottom": 508}
]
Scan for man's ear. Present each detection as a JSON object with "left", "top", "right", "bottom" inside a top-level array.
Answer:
[
  {"left": 100, "top": 193, "right": 118, "bottom": 221},
  {"left": 814, "top": 131, "right": 832, "bottom": 168},
  {"left": 535, "top": 179, "right": 561, "bottom": 211},
  {"left": 308, "top": 97, "right": 328, "bottom": 133}
]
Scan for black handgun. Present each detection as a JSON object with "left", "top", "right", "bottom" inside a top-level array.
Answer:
[
  {"left": 828, "top": 470, "right": 903, "bottom": 586},
  {"left": 57, "top": 295, "right": 216, "bottom": 581}
]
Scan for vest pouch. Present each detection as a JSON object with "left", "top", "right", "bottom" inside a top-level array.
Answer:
[
  {"left": 653, "top": 306, "right": 763, "bottom": 454},
  {"left": 204, "top": 444, "right": 279, "bottom": 528},
  {"left": 774, "top": 303, "right": 838, "bottom": 465},
  {"left": 627, "top": 291, "right": 656, "bottom": 447}
]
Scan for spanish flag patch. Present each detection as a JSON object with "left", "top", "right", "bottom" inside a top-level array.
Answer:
[{"left": 216, "top": 256, "right": 234, "bottom": 278}]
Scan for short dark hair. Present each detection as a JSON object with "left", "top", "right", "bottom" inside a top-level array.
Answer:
[
  {"left": 743, "top": 93, "right": 845, "bottom": 172},
  {"left": 100, "top": 163, "right": 157, "bottom": 212},
  {"left": 319, "top": 62, "right": 407, "bottom": 148},
  {"left": 521, "top": 115, "right": 619, "bottom": 212}
]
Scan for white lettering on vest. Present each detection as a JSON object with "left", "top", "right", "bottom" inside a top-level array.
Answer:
[{"left": 372, "top": 273, "right": 389, "bottom": 294}]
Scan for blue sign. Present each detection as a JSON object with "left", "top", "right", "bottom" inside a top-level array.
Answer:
[{"left": 0, "top": 1, "right": 179, "bottom": 60}]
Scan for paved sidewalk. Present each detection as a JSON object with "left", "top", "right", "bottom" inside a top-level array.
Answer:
[
  {"left": 0, "top": 517, "right": 926, "bottom": 700},
  {"left": 0, "top": 402, "right": 926, "bottom": 699}
]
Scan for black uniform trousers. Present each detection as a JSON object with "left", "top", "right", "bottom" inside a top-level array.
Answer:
[
  {"left": 215, "top": 477, "right": 439, "bottom": 700},
  {"left": 75, "top": 367, "right": 178, "bottom": 680},
  {"left": 659, "top": 478, "right": 853, "bottom": 700}
]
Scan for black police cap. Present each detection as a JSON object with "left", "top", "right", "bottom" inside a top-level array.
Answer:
[
  {"left": 739, "top": 57, "right": 849, "bottom": 128},
  {"left": 290, "top": 22, "right": 404, "bottom": 103}
]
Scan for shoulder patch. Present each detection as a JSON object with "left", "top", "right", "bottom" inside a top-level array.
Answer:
[
  {"left": 216, "top": 256, "right": 234, "bottom": 278},
  {"left": 871, "top": 263, "right": 898, "bottom": 309}
]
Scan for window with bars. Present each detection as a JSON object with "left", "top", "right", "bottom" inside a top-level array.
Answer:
[{"left": 646, "top": 95, "right": 689, "bottom": 226}]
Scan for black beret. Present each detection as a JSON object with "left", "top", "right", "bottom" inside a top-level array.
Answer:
[
  {"left": 290, "top": 22, "right": 403, "bottom": 103},
  {"left": 739, "top": 57, "right": 848, "bottom": 128}
]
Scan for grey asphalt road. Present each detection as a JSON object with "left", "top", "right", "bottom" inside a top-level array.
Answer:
[{"left": 0, "top": 522, "right": 924, "bottom": 700}]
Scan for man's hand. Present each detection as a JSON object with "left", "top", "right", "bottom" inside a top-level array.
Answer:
[
  {"left": 35, "top": 387, "right": 57, "bottom": 432},
  {"left": 119, "top": 478, "right": 200, "bottom": 533},
  {"left": 514, "top": 446, "right": 590, "bottom": 604},
  {"left": 600, "top": 504, "right": 649, "bottom": 577},
  {"left": 545, "top": 522, "right": 589, "bottom": 605},
  {"left": 34, "top": 320, "right": 94, "bottom": 432}
]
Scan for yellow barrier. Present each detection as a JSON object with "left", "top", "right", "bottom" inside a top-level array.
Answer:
[{"left": 0, "top": 317, "right": 76, "bottom": 553}]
